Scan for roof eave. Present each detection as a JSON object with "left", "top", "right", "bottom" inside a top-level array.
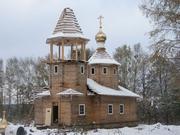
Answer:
[
  {"left": 93, "top": 92, "right": 140, "bottom": 98},
  {"left": 46, "top": 36, "right": 89, "bottom": 44},
  {"left": 88, "top": 61, "right": 120, "bottom": 66}
]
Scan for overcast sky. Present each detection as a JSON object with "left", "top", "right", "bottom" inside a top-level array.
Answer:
[{"left": 0, "top": 0, "right": 152, "bottom": 60}]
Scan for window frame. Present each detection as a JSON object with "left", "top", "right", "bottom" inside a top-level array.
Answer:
[
  {"left": 108, "top": 104, "right": 113, "bottom": 115},
  {"left": 113, "top": 68, "right": 117, "bottom": 75},
  {"left": 91, "top": 67, "right": 95, "bottom": 75},
  {"left": 80, "top": 65, "right": 85, "bottom": 74},
  {"left": 54, "top": 65, "right": 58, "bottom": 74},
  {"left": 102, "top": 67, "right": 108, "bottom": 75},
  {"left": 79, "top": 104, "right": 85, "bottom": 116},
  {"left": 119, "top": 104, "right": 124, "bottom": 114}
]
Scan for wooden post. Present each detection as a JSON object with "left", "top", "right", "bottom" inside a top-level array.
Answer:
[
  {"left": 50, "top": 44, "right": 53, "bottom": 63},
  {"left": 81, "top": 44, "right": 83, "bottom": 60},
  {"left": 83, "top": 42, "right": 86, "bottom": 61},
  {"left": 75, "top": 41, "right": 78, "bottom": 60},
  {"left": 62, "top": 40, "right": 64, "bottom": 60},
  {"left": 71, "top": 45, "right": 73, "bottom": 59},
  {"left": 58, "top": 45, "right": 61, "bottom": 60}
]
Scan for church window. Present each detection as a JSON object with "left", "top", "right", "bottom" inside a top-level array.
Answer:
[
  {"left": 120, "top": 104, "right": 124, "bottom": 114},
  {"left": 80, "top": 65, "right": 84, "bottom": 74},
  {"left": 91, "top": 67, "right": 95, "bottom": 75},
  {"left": 103, "top": 67, "right": 108, "bottom": 74},
  {"left": 114, "top": 68, "right": 116, "bottom": 74},
  {"left": 54, "top": 65, "right": 58, "bottom": 74},
  {"left": 108, "top": 104, "right": 113, "bottom": 115},
  {"left": 79, "top": 104, "right": 85, "bottom": 116}
]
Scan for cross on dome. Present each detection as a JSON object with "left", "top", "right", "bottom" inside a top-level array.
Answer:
[
  {"left": 95, "top": 15, "right": 106, "bottom": 43},
  {"left": 98, "top": 15, "right": 104, "bottom": 29}
]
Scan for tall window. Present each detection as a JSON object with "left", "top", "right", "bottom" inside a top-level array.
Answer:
[
  {"left": 80, "top": 65, "right": 84, "bottom": 74},
  {"left": 108, "top": 104, "right": 113, "bottom": 115},
  {"left": 120, "top": 104, "right": 124, "bottom": 114},
  {"left": 113, "top": 68, "right": 117, "bottom": 74},
  {"left": 79, "top": 104, "right": 85, "bottom": 116},
  {"left": 54, "top": 65, "right": 58, "bottom": 74},
  {"left": 102, "top": 67, "right": 108, "bottom": 74},
  {"left": 91, "top": 67, "right": 95, "bottom": 75}
]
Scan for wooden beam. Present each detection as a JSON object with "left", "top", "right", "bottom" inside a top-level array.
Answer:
[
  {"left": 50, "top": 44, "right": 53, "bottom": 63},
  {"left": 71, "top": 45, "right": 73, "bottom": 59},
  {"left": 81, "top": 44, "right": 83, "bottom": 60},
  {"left": 75, "top": 41, "right": 78, "bottom": 61},
  {"left": 58, "top": 45, "right": 61, "bottom": 60},
  {"left": 84, "top": 42, "right": 86, "bottom": 61},
  {"left": 62, "top": 40, "right": 64, "bottom": 60}
]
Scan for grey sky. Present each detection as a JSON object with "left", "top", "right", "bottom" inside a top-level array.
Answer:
[{"left": 0, "top": 0, "right": 152, "bottom": 60}]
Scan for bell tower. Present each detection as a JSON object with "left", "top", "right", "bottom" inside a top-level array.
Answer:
[{"left": 46, "top": 8, "right": 89, "bottom": 96}]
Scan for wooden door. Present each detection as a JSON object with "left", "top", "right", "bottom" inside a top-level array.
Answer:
[{"left": 45, "top": 108, "right": 52, "bottom": 126}]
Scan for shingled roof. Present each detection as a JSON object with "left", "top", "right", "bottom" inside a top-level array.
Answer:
[
  {"left": 46, "top": 7, "right": 88, "bottom": 43},
  {"left": 87, "top": 78, "right": 140, "bottom": 98},
  {"left": 88, "top": 49, "right": 120, "bottom": 65},
  {"left": 53, "top": 8, "right": 83, "bottom": 35}
]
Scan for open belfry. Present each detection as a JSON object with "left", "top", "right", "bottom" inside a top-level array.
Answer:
[{"left": 34, "top": 7, "right": 140, "bottom": 127}]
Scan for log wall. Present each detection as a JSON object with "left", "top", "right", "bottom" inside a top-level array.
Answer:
[{"left": 88, "top": 64, "right": 119, "bottom": 89}]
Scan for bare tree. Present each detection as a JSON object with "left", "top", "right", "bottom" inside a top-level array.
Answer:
[
  {"left": 0, "top": 59, "right": 4, "bottom": 113},
  {"left": 140, "top": 0, "right": 180, "bottom": 56}
]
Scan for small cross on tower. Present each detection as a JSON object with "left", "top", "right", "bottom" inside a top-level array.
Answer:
[{"left": 98, "top": 15, "right": 104, "bottom": 29}]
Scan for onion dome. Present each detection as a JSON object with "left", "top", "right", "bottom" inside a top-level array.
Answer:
[
  {"left": 88, "top": 15, "right": 120, "bottom": 65},
  {"left": 95, "top": 30, "right": 106, "bottom": 42},
  {"left": 95, "top": 16, "right": 106, "bottom": 43}
]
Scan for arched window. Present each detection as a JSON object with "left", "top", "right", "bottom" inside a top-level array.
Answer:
[
  {"left": 54, "top": 65, "right": 58, "bottom": 74},
  {"left": 102, "top": 67, "right": 108, "bottom": 74},
  {"left": 91, "top": 67, "right": 95, "bottom": 75},
  {"left": 80, "top": 65, "right": 84, "bottom": 74}
]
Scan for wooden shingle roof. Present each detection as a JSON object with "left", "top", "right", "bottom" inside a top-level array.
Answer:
[
  {"left": 88, "top": 49, "right": 120, "bottom": 65},
  {"left": 53, "top": 8, "right": 83, "bottom": 35},
  {"left": 46, "top": 8, "right": 89, "bottom": 44}
]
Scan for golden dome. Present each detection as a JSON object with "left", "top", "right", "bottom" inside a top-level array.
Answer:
[
  {"left": 95, "top": 15, "right": 106, "bottom": 43},
  {"left": 95, "top": 30, "right": 106, "bottom": 42}
]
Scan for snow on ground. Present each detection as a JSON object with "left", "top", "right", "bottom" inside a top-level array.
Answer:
[{"left": 22, "top": 123, "right": 180, "bottom": 135}]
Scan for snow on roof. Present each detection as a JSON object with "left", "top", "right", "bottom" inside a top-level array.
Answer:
[
  {"left": 47, "top": 32, "right": 89, "bottom": 41},
  {"left": 87, "top": 78, "right": 140, "bottom": 98},
  {"left": 36, "top": 90, "right": 50, "bottom": 97},
  {"left": 57, "top": 88, "right": 83, "bottom": 96},
  {"left": 47, "top": 7, "right": 89, "bottom": 43},
  {"left": 53, "top": 8, "right": 82, "bottom": 35},
  {"left": 88, "top": 49, "right": 120, "bottom": 65}
]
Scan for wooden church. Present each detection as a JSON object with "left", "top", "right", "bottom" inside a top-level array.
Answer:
[{"left": 34, "top": 7, "right": 140, "bottom": 128}]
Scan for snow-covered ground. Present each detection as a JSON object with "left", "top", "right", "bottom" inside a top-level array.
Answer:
[{"left": 9, "top": 123, "right": 179, "bottom": 135}]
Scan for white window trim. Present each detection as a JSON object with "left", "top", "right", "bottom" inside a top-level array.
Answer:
[
  {"left": 79, "top": 104, "right": 85, "bottom": 116},
  {"left": 54, "top": 65, "right": 58, "bottom": 74},
  {"left": 108, "top": 104, "right": 113, "bottom": 115},
  {"left": 80, "top": 65, "right": 84, "bottom": 74},
  {"left": 120, "top": 104, "right": 124, "bottom": 114},
  {"left": 102, "top": 67, "right": 108, "bottom": 75},
  {"left": 91, "top": 67, "right": 95, "bottom": 75}
]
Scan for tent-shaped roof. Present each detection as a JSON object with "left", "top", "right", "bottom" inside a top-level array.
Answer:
[
  {"left": 57, "top": 88, "right": 83, "bottom": 96},
  {"left": 88, "top": 49, "right": 120, "bottom": 65},
  {"left": 46, "top": 8, "right": 89, "bottom": 43},
  {"left": 53, "top": 8, "right": 82, "bottom": 35},
  {"left": 36, "top": 90, "right": 50, "bottom": 97},
  {"left": 87, "top": 78, "right": 140, "bottom": 98}
]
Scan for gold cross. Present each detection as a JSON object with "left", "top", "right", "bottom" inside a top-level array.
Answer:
[{"left": 98, "top": 15, "right": 104, "bottom": 29}]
